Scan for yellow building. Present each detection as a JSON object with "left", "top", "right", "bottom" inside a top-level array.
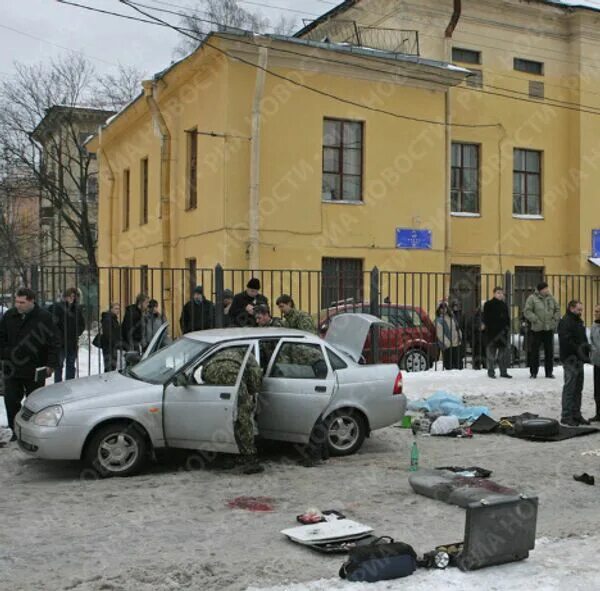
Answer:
[
  {"left": 89, "top": 1, "right": 600, "bottom": 320},
  {"left": 88, "top": 30, "right": 468, "bottom": 310},
  {"left": 296, "top": 0, "right": 600, "bottom": 284}
]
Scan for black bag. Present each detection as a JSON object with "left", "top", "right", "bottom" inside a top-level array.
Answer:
[
  {"left": 92, "top": 332, "right": 101, "bottom": 348},
  {"left": 339, "top": 536, "right": 417, "bottom": 582}
]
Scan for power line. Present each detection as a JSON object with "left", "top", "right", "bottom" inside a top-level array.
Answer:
[
  {"left": 121, "top": 0, "right": 600, "bottom": 116},
  {"left": 0, "top": 23, "right": 119, "bottom": 67},
  {"left": 134, "top": 0, "right": 600, "bottom": 102},
  {"left": 58, "top": 0, "right": 499, "bottom": 128}
]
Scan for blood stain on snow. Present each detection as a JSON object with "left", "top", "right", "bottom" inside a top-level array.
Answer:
[{"left": 227, "top": 496, "right": 275, "bottom": 512}]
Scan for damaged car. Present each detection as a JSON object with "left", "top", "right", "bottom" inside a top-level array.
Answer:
[{"left": 14, "top": 314, "right": 406, "bottom": 477}]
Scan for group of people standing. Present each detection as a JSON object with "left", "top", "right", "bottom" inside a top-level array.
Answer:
[
  {"left": 97, "top": 278, "right": 316, "bottom": 372},
  {"left": 177, "top": 278, "right": 316, "bottom": 334}
]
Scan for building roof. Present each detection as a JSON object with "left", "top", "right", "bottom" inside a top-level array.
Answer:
[
  {"left": 86, "top": 30, "right": 467, "bottom": 149},
  {"left": 31, "top": 105, "right": 115, "bottom": 142},
  {"left": 294, "top": 0, "right": 600, "bottom": 38}
]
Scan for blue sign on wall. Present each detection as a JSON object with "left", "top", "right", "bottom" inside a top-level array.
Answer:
[
  {"left": 396, "top": 228, "right": 432, "bottom": 250},
  {"left": 593, "top": 230, "right": 600, "bottom": 258}
]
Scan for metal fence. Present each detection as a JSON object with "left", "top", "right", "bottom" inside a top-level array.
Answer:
[{"left": 1, "top": 264, "right": 599, "bottom": 376}]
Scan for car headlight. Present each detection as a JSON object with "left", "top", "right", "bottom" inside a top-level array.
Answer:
[{"left": 33, "top": 405, "right": 63, "bottom": 427}]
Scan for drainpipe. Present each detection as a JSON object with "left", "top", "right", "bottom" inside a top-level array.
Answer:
[
  {"left": 444, "top": 0, "right": 461, "bottom": 271},
  {"left": 97, "top": 127, "right": 115, "bottom": 266},
  {"left": 143, "top": 80, "right": 172, "bottom": 306},
  {"left": 249, "top": 46, "right": 268, "bottom": 270}
]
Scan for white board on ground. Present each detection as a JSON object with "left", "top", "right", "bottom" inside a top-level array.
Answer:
[{"left": 281, "top": 520, "right": 373, "bottom": 545}]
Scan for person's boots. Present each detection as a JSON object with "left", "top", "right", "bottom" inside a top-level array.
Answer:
[{"left": 239, "top": 455, "right": 264, "bottom": 475}]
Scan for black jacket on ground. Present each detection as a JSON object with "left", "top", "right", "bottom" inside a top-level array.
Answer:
[
  {"left": 100, "top": 311, "right": 124, "bottom": 354},
  {"left": 121, "top": 304, "right": 144, "bottom": 350},
  {"left": 49, "top": 301, "right": 85, "bottom": 352},
  {"left": 558, "top": 311, "right": 589, "bottom": 363},
  {"left": 482, "top": 298, "right": 510, "bottom": 342},
  {"left": 228, "top": 291, "right": 269, "bottom": 327},
  {"left": 180, "top": 299, "right": 215, "bottom": 334},
  {"left": 0, "top": 304, "right": 61, "bottom": 379}
]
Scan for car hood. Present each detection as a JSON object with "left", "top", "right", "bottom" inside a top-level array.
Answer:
[
  {"left": 24, "top": 371, "right": 149, "bottom": 413},
  {"left": 325, "top": 313, "right": 392, "bottom": 362}
]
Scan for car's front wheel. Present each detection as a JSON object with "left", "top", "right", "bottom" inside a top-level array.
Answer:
[
  {"left": 85, "top": 422, "right": 147, "bottom": 478},
  {"left": 325, "top": 410, "right": 366, "bottom": 456},
  {"left": 401, "top": 349, "right": 429, "bottom": 372}
]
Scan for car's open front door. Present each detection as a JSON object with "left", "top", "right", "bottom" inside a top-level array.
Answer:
[{"left": 163, "top": 343, "right": 254, "bottom": 452}]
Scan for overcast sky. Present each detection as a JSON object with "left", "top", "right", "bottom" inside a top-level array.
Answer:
[{"left": 0, "top": 0, "right": 336, "bottom": 80}]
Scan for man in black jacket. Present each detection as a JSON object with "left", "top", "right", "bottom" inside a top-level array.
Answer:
[
  {"left": 49, "top": 287, "right": 85, "bottom": 383},
  {"left": 558, "top": 300, "right": 590, "bottom": 426},
  {"left": 0, "top": 288, "right": 60, "bottom": 439},
  {"left": 180, "top": 286, "right": 215, "bottom": 334},
  {"left": 121, "top": 293, "right": 149, "bottom": 352},
  {"left": 228, "top": 278, "right": 268, "bottom": 327},
  {"left": 482, "top": 286, "right": 512, "bottom": 379}
]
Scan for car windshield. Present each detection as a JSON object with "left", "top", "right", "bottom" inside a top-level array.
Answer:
[{"left": 127, "top": 338, "right": 210, "bottom": 385}]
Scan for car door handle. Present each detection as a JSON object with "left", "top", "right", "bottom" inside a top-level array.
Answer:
[
  {"left": 220, "top": 392, "right": 231, "bottom": 400},
  {"left": 314, "top": 386, "right": 327, "bottom": 393}
]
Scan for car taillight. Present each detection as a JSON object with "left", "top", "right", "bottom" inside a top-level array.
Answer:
[{"left": 393, "top": 372, "right": 403, "bottom": 395}]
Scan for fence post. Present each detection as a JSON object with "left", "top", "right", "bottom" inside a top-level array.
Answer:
[
  {"left": 370, "top": 266, "right": 380, "bottom": 363},
  {"left": 369, "top": 266, "right": 380, "bottom": 317},
  {"left": 30, "top": 265, "right": 39, "bottom": 296},
  {"left": 215, "top": 263, "right": 224, "bottom": 328},
  {"left": 504, "top": 270, "right": 513, "bottom": 311}
]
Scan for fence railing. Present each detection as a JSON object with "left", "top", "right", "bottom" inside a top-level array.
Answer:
[{"left": 1, "top": 264, "right": 599, "bottom": 376}]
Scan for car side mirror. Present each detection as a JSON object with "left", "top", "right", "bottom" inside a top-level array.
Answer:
[
  {"left": 173, "top": 373, "right": 189, "bottom": 387},
  {"left": 124, "top": 351, "right": 141, "bottom": 366}
]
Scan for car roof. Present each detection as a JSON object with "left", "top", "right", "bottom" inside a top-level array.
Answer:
[{"left": 183, "top": 327, "right": 319, "bottom": 343}]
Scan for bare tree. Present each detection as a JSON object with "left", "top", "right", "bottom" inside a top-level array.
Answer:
[
  {"left": 271, "top": 14, "right": 299, "bottom": 36},
  {"left": 0, "top": 165, "right": 39, "bottom": 279},
  {"left": 93, "top": 64, "right": 145, "bottom": 112},
  {"left": 175, "top": 0, "right": 297, "bottom": 56},
  {"left": 0, "top": 54, "right": 143, "bottom": 269}
]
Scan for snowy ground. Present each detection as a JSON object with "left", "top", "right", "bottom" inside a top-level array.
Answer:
[{"left": 2, "top": 366, "right": 600, "bottom": 590}]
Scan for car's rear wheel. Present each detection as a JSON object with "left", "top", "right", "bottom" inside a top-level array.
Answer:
[
  {"left": 401, "top": 349, "right": 429, "bottom": 372},
  {"left": 325, "top": 410, "right": 366, "bottom": 456},
  {"left": 85, "top": 422, "right": 147, "bottom": 478}
]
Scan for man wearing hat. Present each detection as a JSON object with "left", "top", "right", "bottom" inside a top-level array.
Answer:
[
  {"left": 229, "top": 278, "right": 268, "bottom": 327},
  {"left": 524, "top": 281, "right": 560, "bottom": 379},
  {"left": 180, "top": 285, "right": 215, "bottom": 334}
]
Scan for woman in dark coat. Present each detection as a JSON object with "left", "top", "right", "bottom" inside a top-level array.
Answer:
[{"left": 101, "top": 302, "right": 124, "bottom": 372}]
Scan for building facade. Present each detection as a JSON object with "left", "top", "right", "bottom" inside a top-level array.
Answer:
[
  {"left": 89, "top": 31, "right": 466, "bottom": 308},
  {"left": 32, "top": 106, "right": 114, "bottom": 269},
  {"left": 297, "top": 0, "right": 600, "bottom": 285},
  {"left": 90, "top": 1, "right": 600, "bottom": 319}
]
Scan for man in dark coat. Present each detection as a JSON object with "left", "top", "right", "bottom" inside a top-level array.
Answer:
[
  {"left": 0, "top": 288, "right": 60, "bottom": 438},
  {"left": 558, "top": 300, "right": 590, "bottom": 426},
  {"left": 228, "top": 278, "right": 268, "bottom": 327},
  {"left": 49, "top": 287, "right": 85, "bottom": 383},
  {"left": 482, "top": 286, "right": 512, "bottom": 379},
  {"left": 100, "top": 302, "right": 124, "bottom": 372},
  {"left": 121, "top": 293, "right": 149, "bottom": 352},
  {"left": 180, "top": 286, "right": 215, "bottom": 334}
]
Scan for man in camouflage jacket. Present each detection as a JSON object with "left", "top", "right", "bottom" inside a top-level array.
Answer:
[
  {"left": 202, "top": 347, "right": 263, "bottom": 474},
  {"left": 276, "top": 294, "right": 316, "bottom": 333}
]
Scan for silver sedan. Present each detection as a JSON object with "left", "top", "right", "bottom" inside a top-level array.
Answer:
[{"left": 15, "top": 314, "right": 406, "bottom": 477}]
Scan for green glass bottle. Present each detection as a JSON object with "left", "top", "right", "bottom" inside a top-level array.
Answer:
[{"left": 409, "top": 440, "right": 419, "bottom": 472}]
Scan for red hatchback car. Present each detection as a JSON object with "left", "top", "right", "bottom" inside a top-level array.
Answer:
[{"left": 319, "top": 303, "right": 439, "bottom": 372}]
